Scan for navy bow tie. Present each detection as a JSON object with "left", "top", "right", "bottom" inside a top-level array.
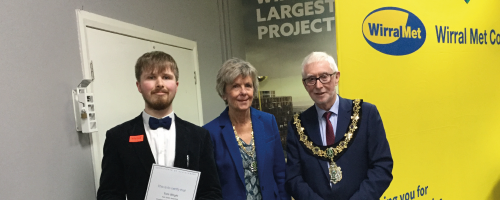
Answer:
[{"left": 149, "top": 116, "right": 172, "bottom": 130}]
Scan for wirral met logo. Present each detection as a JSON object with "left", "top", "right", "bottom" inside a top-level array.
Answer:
[{"left": 362, "top": 7, "right": 426, "bottom": 56}]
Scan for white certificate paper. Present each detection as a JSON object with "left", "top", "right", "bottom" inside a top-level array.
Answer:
[{"left": 145, "top": 165, "right": 201, "bottom": 200}]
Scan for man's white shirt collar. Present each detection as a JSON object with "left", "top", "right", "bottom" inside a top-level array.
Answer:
[
  {"left": 142, "top": 110, "right": 176, "bottom": 167},
  {"left": 315, "top": 94, "right": 340, "bottom": 119}
]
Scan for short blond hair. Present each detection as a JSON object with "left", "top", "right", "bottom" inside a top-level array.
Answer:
[
  {"left": 135, "top": 51, "right": 179, "bottom": 81},
  {"left": 216, "top": 58, "right": 259, "bottom": 104}
]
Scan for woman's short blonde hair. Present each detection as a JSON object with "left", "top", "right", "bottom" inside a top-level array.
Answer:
[{"left": 216, "top": 58, "right": 259, "bottom": 104}]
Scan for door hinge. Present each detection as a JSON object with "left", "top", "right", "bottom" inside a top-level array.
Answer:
[{"left": 90, "top": 60, "right": 95, "bottom": 80}]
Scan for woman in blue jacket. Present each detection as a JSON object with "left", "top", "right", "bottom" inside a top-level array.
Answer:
[{"left": 203, "top": 58, "right": 290, "bottom": 200}]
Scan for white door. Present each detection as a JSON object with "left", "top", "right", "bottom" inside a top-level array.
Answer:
[{"left": 77, "top": 10, "right": 203, "bottom": 191}]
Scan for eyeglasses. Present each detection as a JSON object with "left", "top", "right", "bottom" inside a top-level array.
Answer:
[{"left": 302, "top": 72, "right": 337, "bottom": 86}]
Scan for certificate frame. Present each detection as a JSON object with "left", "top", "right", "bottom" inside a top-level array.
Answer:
[{"left": 144, "top": 165, "right": 201, "bottom": 200}]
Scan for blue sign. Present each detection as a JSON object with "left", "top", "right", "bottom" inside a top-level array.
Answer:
[{"left": 362, "top": 7, "right": 426, "bottom": 55}]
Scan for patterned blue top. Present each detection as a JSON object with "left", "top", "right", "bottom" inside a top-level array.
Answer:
[{"left": 238, "top": 137, "right": 262, "bottom": 200}]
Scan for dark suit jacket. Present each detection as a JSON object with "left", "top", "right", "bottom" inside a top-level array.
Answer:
[
  {"left": 203, "top": 107, "right": 290, "bottom": 200},
  {"left": 97, "top": 114, "right": 222, "bottom": 200},
  {"left": 285, "top": 97, "right": 393, "bottom": 200}
]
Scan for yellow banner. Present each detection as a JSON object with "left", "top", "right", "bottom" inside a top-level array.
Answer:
[{"left": 336, "top": 0, "right": 500, "bottom": 199}]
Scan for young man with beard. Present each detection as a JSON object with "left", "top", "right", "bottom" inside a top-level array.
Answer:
[{"left": 97, "top": 51, "right": 222, "bottom": 200}]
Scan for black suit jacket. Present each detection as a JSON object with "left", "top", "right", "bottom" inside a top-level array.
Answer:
[{"left": 97, "top": 114, "right": 222, "bottom": 200}]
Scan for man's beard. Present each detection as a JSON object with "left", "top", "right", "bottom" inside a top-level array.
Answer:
[{"left": 143, "top": 94, "right": 173, "bottom": 111}]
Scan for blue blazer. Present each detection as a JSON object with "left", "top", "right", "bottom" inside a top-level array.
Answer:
[
  {"left": 285, "top": 97, "right": 393, "bottom": 200},
  {"left": 203, "top": 107, "right": 290, "bottom": 200}
]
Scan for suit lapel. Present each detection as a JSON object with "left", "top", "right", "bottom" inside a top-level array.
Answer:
[
  {"left": 301, "top": 106, "right": 330, "bottom": 179},
  {"left": 174, "top": 115, "right": 188, "bottom": 168},
  {"left": 251, "top": 108, "right": 268, "bottom": 182},
  {"left": 336, "top": 97, "right": 352, "bottom": 143},
  {"left": 219, "top": 108, "right": 245, "bottom": 186},
  {"left": 130, "top": 114, "right": 156, "bottom": 173},
  {"left": 302, "top": 106, "right": 323, "bottom": 147}
]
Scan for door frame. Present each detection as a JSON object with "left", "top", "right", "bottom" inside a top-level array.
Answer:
[{"left": 75, "top": 10, "right": 204, "bottom": 191}]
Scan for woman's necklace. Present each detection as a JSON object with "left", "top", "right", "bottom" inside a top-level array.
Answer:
[{"left": 233, "top": 123, "right": 257, "bottom": 173}]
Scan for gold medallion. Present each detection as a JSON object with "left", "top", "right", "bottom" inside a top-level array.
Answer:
[
  {"left": 251, "top": 161, "right": 258, "bottom": 173},
  {"left": 293, "top": 99, "right": 362, "bottom": 185},
  {"left": 233, "top": 123, "right": 258, "bottom": 174},
  {"left": 329, "top": 161, "right": 342, "bottom": 184}
]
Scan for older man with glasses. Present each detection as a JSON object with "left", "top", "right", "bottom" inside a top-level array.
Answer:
[{"left": 285, "top": 52, "right": 393, "bottom": 200}]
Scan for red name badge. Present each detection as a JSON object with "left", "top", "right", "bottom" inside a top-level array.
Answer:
[{"left": 129, "top": 135, "right": 144, "bottom": 143}]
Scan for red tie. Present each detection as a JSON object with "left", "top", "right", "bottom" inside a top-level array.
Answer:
[{"left": 323, "top": 112, "right": 335, "bottom": 145}]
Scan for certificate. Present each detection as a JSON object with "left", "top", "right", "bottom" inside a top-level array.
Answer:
[{"left": 145, "top": 165, "right": 201, "bottom": 200}]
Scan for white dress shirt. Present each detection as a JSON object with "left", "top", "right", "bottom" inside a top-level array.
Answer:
[
  {"left": 315, "top": 94, "right": 340, "bottom": 186},
  {"left": 315, "top": 94, "right": 340, "bottom": 144},
  {"left": 142, "top": 111, "right": 176, "bottom": 167}
]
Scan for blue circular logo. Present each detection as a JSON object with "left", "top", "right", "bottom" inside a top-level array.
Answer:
[{"left": 362, "top": 7, "right": 426, "bottom": 55}]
